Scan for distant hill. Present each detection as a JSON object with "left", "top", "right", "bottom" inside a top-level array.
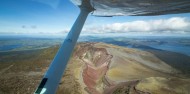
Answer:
[{"left": 0, "top": 42, "right": 190, "bottom": 94}]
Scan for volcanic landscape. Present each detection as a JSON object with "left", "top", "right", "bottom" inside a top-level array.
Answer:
[{"left": 0, "top": 42, "right": 190, "bottom": 94}]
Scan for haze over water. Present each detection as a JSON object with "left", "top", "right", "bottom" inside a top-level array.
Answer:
[{"left": 0, "top": 34, "right": 190, "bottom": 56}]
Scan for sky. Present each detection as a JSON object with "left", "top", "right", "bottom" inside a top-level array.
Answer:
[{"left": 0, "top": 0, "right": 190, "bottom": 36}]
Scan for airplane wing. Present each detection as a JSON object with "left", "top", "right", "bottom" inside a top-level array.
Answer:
[{"left": 71, "top": 0, "right": 190, "bottom": 16}]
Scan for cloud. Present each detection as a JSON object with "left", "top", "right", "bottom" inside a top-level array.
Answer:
[
  {"left": 83, "top": 17, "right": 190, "bottom": 34},
  {"left": 30, "top": 0, "right": 61, "bottom": 8},
  {"left": 1, "top": 17, "right": 189, "bottom": 36},
  {"left": 22, "top": 25, "right": 37, "bottom": 29}
]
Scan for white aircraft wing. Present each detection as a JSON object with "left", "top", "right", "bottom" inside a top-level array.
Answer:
[{"left": 71, "top": 0, "right": 190, "bottom": 16}]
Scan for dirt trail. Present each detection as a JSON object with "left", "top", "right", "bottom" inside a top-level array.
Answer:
[{"left": 0, "top": 65, "right": 14, "bottom": 75}]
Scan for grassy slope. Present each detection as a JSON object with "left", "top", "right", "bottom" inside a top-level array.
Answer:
[
  {"left": 0, "top": 46, "right": 58, "bottom": 94},
  {"left": 147, "top": 49, "right": 190, "bottom": 76},
  {"left": 0, "top": 44, "right": 84, "bottom": 94}
]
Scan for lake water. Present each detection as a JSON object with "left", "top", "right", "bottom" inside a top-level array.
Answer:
[{"left": 0, "top": 35, "right": 190, "bottom": 56}]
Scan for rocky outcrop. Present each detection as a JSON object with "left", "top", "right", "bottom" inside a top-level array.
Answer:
[{"left": 74, "top": 43, "right": 113, "bottom": 94}]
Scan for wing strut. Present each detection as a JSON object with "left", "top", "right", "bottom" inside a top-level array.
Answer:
[{"left": 35, "top": 0, "right": 94, "bottom": 94}]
